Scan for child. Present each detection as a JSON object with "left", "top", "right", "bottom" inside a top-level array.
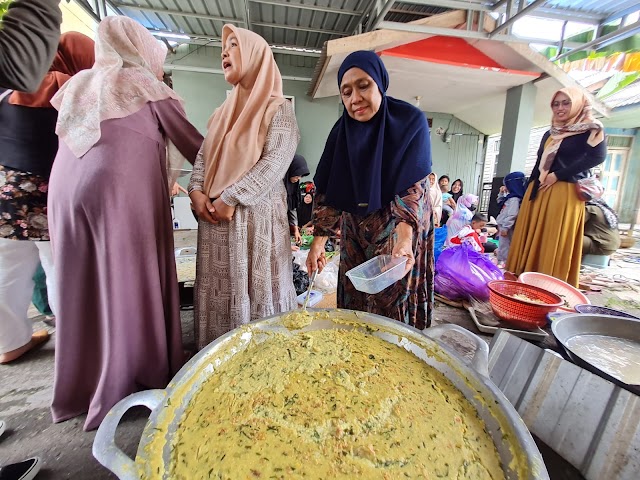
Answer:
[
  {"left": 450, "top": 213, "right": 489, "bottom": 253},
  {"left": 445, "top": 193, "right": 477, "bottom": 246},
  {"left": 496, "top": 172, "right": 527, "bottom": 267}
]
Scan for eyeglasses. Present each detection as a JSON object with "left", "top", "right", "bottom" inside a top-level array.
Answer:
[{"left": 551, "top": 100, "right": 571, "bottom": 108}]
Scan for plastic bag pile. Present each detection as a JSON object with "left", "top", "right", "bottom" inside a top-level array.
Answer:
[{"left": 434, "top": 245, "right": 503, "bottom": 301}]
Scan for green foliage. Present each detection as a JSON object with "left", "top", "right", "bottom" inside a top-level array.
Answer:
[
  {"left": 597, "top": 71, "right": 640, "bottom": 99},
  {"left": 0, "top": 1, "right": 12, "bottom": 21}
]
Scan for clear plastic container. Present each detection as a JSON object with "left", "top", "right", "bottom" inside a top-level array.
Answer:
[{"left": 345, "top": 255, "right": 408, "bottom": 294}]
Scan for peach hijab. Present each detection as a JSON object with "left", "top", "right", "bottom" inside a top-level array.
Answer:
[
  {"left": 538, "top": 87, "right": 604, "bottom": 183},
  {"left": 202, "top": 25, "right": 285, "bottom": 198}
]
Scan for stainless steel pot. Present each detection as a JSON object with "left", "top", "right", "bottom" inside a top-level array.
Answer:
[
  {"left": 551, "top": 313, "right": 640, "bottom": 394},
  {"left": 93, "top": 309, "right": 549, "bottom": 479}
]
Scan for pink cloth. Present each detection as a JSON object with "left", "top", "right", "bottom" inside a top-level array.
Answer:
[
  {"left": 51, "top": 16, "right": 182, "bottom": 158},
  {"left": 49, "top": 99, "right": 202, "bottom": 431}
]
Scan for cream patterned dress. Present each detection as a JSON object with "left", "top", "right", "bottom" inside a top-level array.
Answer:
[{"left": 189, "top": 101, "right": 299, "bottom": 349}]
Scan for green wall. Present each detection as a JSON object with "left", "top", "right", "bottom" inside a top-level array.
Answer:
[
  {"left": 168, "top": 44, "right": 340, "bottom": 178},
  {"left": 426, "top": 112, "right": 485, "bottom": 195}
]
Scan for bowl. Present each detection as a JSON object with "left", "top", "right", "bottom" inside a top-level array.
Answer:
[
  {"left": 345, "top": 255, "right": 408, "bottom": 294},
  {"left": 574, "top": 304, "right": 640, "bottom": 320},
  {"left": 518, "top": 272, "right": 589, "bottom": 312},
  {"left": 487, "top": 280, "right": 564, "bottom": 330}
]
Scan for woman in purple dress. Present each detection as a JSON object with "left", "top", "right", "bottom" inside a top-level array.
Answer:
[{"left": 48, "top": 17, "right": 203, "bottom": 431}]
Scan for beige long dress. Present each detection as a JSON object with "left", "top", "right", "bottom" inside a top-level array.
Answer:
[{"left": 189, "top": 101, "right": 299, "bottom": 349}]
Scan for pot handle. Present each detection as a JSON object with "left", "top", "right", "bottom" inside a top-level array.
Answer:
[
  {"left": 423, "top": 324, "right": 489, "bottom": 377},
  {"left": 92, "top": 389, "right": 166, "bottom": 480}
]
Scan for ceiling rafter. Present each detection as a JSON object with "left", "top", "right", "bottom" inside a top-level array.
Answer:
[
  {"left": 249, "top": 0, "right": 363, "bottom": 16},
  {"left": 252, "top": 21, "right": 346, "bottom": 36},
  {"left": 113, "top": 2, "right": 243, "bottom": 24}
]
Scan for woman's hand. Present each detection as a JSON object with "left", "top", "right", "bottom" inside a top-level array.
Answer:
[
  {"left": 189, "top": 190, "right": 217, "bottom": 224},
  {"left": 539, "top": 172, "right": 558, "bottom": 191},
  {"left": 446, "top": 197, "right": 456, "bottom": 208},
  {"left": 171, "top": 182, "right": 188, "bottom": 197},
  {"left": 306, "top": 237, "right": 328, "bottom": 274},
  {"left": 500, "top": 230, "right": 508, "bottom": 237},
  {"left": 393, "top": 222, "right": 415, "bottom": 276},
  {"left": 293, "top": 226, "right": 302, "bottom": 245},
  {"left": 211, "top": 197, "right": 235, "bottom": 222}
]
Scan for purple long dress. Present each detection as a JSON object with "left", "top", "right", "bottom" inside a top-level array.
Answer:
[{"left": 48, "top": 99, "right": 203, "bottom": 431}]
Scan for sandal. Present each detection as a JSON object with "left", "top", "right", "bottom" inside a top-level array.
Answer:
[{"left": 0, "top": 330, "right": 50, "bottom": 364}]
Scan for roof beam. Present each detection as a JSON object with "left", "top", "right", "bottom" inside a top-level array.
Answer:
[
  {"left": 603, "top": 5, "right": 640, "bottom": 26},
  {"left": 368, "top": 0, "right": 398, "bottom": 32},
  {"left": 152, "top": 32, "right": 322, "bottom": 57},
  {"left": 243, "top": 0, "right": 252, "bottom": 30},
  {"left": 553, "top": 20, "right": 640, "bottom": 62},
  {"left": 252, "top": 21, "right": 346, "bottom": 36},
  {"left": 489, "top": 0, "right": 547, "bottom": 38},
  {"left": 399, "top": 0, "right": 490, "bottom": 12},
  {"left": 491, "top": 0, "right": 508, "bottom": 10},
  {"left": 113, "top": 3, "right": 243, "bottom": 24},
  {"left": 377, "top": 19, "right": 580, "bottom": 46},
  {"left": 249, "top": 0, "right": 362, "bottom": 16},
  {"left": 378, "top": 20, "right": 490, "bottom": 39}
]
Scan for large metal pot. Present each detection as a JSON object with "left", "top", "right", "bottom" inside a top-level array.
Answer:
[
  {"left": 551, "top": 313, "right": 640, "bottom": 395},
  {"left": 93, "top": 309, "right": 549, "bottom": 479}
]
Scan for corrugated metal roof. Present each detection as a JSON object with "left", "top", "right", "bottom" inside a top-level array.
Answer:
[
  {"left": 543, "top": 0, "right": 640, "bottom": 19},
  {"left": 385, "top": 3, "right": 448, "bottom": 24},
  {"left": 602, "top": 81, "right": 640, "bottom": 109},
  {"left": 114, "top": 0, "right": 372, "bottom": 50},
  {"left": 110, "top": 0, "right": 640, "bottom": 56}
]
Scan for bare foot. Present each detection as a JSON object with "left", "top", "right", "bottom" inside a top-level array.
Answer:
[{"left": 0, "top": 330, "right": 50, "bottom": 364}]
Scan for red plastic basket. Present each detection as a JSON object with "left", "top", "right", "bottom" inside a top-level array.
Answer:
[{"left": 487, "top": 280, "right": 563, "bottom": 330}]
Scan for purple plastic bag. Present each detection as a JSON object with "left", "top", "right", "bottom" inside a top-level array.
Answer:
[{"left": 435, "top": 245, "right": 504, "bottom": 301}]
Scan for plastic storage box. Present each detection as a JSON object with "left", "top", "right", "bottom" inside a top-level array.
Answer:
[
  {"left": 296, "top": 290, "right": 323, "bottom": 308},
  {"left": 345, "top": 255, "right": 408, "bottom": 294}
]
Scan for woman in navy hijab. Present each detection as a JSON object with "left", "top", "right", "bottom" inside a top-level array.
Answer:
[{"left": 306, "top": 50, "right": 434, "bottom": 329}]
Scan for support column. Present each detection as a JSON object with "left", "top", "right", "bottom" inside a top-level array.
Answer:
[{"left": 496, "top": 83, "right": 536, "bottom": 177}]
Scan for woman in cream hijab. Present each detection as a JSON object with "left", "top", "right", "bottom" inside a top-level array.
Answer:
[
  {"left": 506, "top": 87, "right": 606, "bottom": 286},
  {"left": 428, "top": 172, "right": 443, "bottom": 227},
  {"left": 188, "top": 25, "right": 299, "bottom": 348}
]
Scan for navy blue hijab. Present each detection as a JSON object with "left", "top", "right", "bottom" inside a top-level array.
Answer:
[
  {"left": 313, "top": 51, "right": 432, "bottom": 216},
  {"left": 504, "top": 171, "right": 527, "bottom": 202}
]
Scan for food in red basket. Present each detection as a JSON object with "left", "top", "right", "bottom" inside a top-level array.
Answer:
[{"left": 510, "top": 293, "right": 547, "bottom": 305}]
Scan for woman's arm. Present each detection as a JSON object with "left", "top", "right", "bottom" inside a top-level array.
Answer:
[
  {"left": 221, "top": 101, "right": 300, "bottom": 207},
  {"left": 554, "top": 135, "right": 607, "bottom": 181},
  {"left": 188, "top": 147, "right": 205, "bottom": 194},
  {"left": 306, "top": 193, "right": 341, "bottom": 274},
  {"left": 152, "top": 98, "right": 204, "bottom": 165},
  {"left": 0, "top": 0, "right": 62, "bottom": 92},
  {"left": 392, "top": 178, "right": 429, "bottom": 232}
]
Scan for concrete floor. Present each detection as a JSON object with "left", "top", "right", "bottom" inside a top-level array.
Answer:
[{"left": 1, "top": 229, "right": 638, "bottom": 479}]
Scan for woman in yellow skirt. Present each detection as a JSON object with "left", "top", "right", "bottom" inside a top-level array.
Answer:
[{"left": 506, "top": 87, "right": 607, "bottom": 287}]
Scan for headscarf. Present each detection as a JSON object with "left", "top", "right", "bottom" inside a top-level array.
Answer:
[
  {"left": 449, "top": 179, "right": 464, "bottom": 202},
  {"left": 458, "top": 193, "right": 478, "bottom": 209},
  {"left": 428, "top": 172, "right": 443, "bottom": 224},
  {"left": 201, "top": 25, "right": 285, "bottom": 198},
  {"left": 285, "top": 154, "right": 310, "bottom": 211},
  {"left": 504, "top": 171, "right": 527, "bottom": 202},
  {"left": 587, "top": 198, "right": 618, "bottom": 229},
  {"left": 538, "top": 87, "right": 605, "bottom": 184},
  {"left": 51, "top": 16, "right": 183, "bottom": 158},
  {"left": 313, "top": 50, "right": 431, "bottom": 216},
  {"left": 9, "top": 32, "right": 95, "bottom": 108}
]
